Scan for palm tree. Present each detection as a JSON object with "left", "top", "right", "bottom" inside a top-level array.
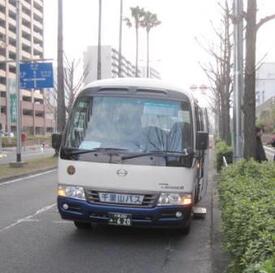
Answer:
[
  {"left": 124, "top": 6, "right": 145, "bottom": 77},
  {"left": 118, "top": 0, "right": 123, "bottom": 77},
  {"left": 141, "top": 12, "right": 161, "bottom": 78},
  {"left": 97, "top": 0, "right": 102, "bottom": 80}
]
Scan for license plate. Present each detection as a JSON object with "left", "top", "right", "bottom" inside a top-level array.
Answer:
[
  {"left": 99, "top": 192, "right": 144, "bottom": 205},
  {"left": 109, "top": 213, "right": 132, "bottom": 226}
]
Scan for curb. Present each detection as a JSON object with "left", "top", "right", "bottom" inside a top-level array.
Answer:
[{"left": 0, "top": 166, "right": 57, "bottom": 184}]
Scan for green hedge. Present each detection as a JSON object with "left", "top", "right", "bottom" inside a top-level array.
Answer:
[
  {"left": 216, "top": 140, "right": 233, "bottom": 171},
  {"left": 1, "top": 135, "right": 51, "bottom": 147},
  {"left": 218, "top": 160, "right": 275, "bottom": 273}
]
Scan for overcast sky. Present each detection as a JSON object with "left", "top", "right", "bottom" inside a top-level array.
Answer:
[{"left": 44, "top": 0, "right": 275, "bottom": 89}]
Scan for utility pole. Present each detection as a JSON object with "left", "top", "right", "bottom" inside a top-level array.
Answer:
[
  {"left": 233, "top": 0, "right": 244, "bottom": 160},
  {"left": 57, "top": 0, "right": 65, "bottom": 133},
  {"left": 15, "top": 0, "right": 22, "bottom": 163},
  {"left": 97, "top": 0, "right": 102, "bottom": 80},
  {"left": 118, "top": 0, "right": 123, "bottom": 77}
]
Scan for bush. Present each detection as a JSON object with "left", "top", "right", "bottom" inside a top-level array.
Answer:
[
  {"left": 216, "top": 140, "right": 233, "bottom": 171},
  {"left": 1, "top": 135, "right": 51, "bottom": 147},
  {"left": 218, "top": 160, "right": 275, "bottom": 273}
]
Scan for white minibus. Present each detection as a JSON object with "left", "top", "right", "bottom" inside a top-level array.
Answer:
[{"left": 53, "top": 78, "right": 209, "bottom": 234}]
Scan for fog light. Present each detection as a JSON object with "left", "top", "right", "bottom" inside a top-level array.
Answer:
[
  {"left": 176, "top": 211, "right": 182, "bottom": 218},
  {"left": 62, "top": 203, "right": 69, "bottom": 210}
]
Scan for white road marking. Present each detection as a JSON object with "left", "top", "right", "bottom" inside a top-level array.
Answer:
[
  {"left": 0, "top": 169, "right": 56, "bottom": 187},
  {"left": 0, "top": 203, "right": 56, "bottom": 233}
]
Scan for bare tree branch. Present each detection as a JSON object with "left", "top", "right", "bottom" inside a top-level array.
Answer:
[{"left": 256, "top": 14, "right": 275, "bottom": 31}]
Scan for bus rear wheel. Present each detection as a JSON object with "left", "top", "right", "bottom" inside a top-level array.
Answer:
[{"left": 74, "top": 221, "right": 91, "bottom": 229}]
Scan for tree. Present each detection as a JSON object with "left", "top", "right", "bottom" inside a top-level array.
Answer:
[
  {"left": 141, "top": 11, "right": 161, "bottom": 78},
  {"left": 124, "top": 6, "right": 145, "bottom": 77},
  {"left": 118, "top": 0, "right": 123, "bottom": 77},
  {"left": 46, "top": 55, "right": 89, "bottom": 117},
  {"left": 198, "top": 0, "right": 233, "bottom": 145},
  {"left": 97, "top": 0, "right": 102, "bottom": 80},
  {"left": 243, "top": 0, "right": 275, "bottom": 159},
  {"left": 57, "top": 0, "right": 66, "bottom": 133}
]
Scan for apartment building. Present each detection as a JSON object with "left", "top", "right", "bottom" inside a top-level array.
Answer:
[
  {"left": 83, "top": 45, "right": 161, "bottom": 84},
  {"left": 256, "top": 62, "right": 275, "bottom": 106},
  {"left": 0, "top": 0, "right": 55, "bottom": 135}
]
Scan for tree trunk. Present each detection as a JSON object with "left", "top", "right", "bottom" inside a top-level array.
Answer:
[
  {"left": 97, "top": 0, "right": 102, "bottom": 80},
  {"left": 146, "top": 30, "right": 150, "bottom": 78},
  {"left": 57, "top": 0, "right": 65, "bottom": 133},
  {"left": 118, "top": 0, "right": 123, "bottom": 77},
  {"left": 135, "top": 25, "right": 139, "bottom": 77},
  {"left": 243, "top": 0, "right": 257, "bottom": 159}
]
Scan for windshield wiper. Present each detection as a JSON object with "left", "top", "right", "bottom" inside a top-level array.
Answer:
[
  {"left": 64, "top": 147, "right": 129, "bottom": 156},
  {"left": 121, "top": 150, "right": 192, "bottom": 161}
]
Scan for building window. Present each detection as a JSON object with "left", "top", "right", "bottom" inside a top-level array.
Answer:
[
  {"left": 23, "top": 95, "right": 31, "bottom": 102},
  {"left": 8, "top": 10, "right": 16, "bottom": 20},
  {"left": 0, "top": 77, "right": 6, "bottom": 85},
  {"left": 33, "top": 25, "right": 43, "bottom": 36},
  {"left": 8, "top": 0, "right": 16, "bottom": 6},
  {"left": 22, "top": 6, "right": 31, "bottom": 16},
  {"left": 9, "top": 24, "right": 16, "bottom": 33},
  {"left": 9, "top": 51, "right": 16, "bottom": 60},
  {"left": 0, "top": 4, "right": 5, "bottom": 14},
  {"left": 33, "top": 13, "right": 43, "bottom": 24},
  {"left": 1, "top": 106, "right": 6, "bottom": 114},
  {"left": 0, "top": 63, "right": 6, "bottom": 71},
  {"left": 35, "top": 111, "right": 44, "bottom": 117},
  {"left": 23, "top": 109, "right": 33, "bottom": 116},
  {"left": 22, "top": 31, "right": 31, "bottom": 41},
  {"left": 8, "top": 37, "right": 16, "bottom": 47},
  {"left": 0, "top": 19, "right": 5, "bottom": 28},
  {"left": 22, "top": 18, "right": 31, "bottom": 28},
  {"left": 34, "top": 2, "right": 43, "bottom": 12}
]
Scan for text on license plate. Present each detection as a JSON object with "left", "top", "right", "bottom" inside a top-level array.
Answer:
[
  {"left": 109, "top": 213, "right": 132, "bottom": 226},
  {"left": 99, "top": 192, "right": 144, "bottom": 205}
]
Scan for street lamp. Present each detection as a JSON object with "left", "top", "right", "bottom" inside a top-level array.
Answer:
[{"left": 15, "top": 0, "right": 22, "bottom": 163}]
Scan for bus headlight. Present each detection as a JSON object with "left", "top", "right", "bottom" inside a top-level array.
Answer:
[
  {"left": 157, "top": 193, "right": 192, "bottom": 206},
  {"left": 58, "top": 185, "right": 86, "bottom": 200}
]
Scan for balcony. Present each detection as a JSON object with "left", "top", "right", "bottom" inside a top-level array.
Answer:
[
  {"left": 34, "top": 103, "right": 44, "bottom": 111},
  {"left": 34, "top": 116, "right": 44, "bottom": 127},
  {"left": 22, "top": 0, "right": 31, "bottom": 11},
  {"left": 22, "top": 101, "right": 33, "bottom": 110},
  {"left": 22, "top": 115, "right": 33, "bottom": 127},
  {"left": 45, "top": 119, "right": 55, "bottom": 128}
]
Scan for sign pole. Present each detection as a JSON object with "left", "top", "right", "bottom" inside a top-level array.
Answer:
[{"left": 16, "top": 0, "right": 22, "bottom": 163}]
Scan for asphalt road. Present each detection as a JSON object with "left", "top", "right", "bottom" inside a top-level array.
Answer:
[
  {"left": 0, "top": 156, "right": 217, "bottom": 273},
  {"left": 0, "top": 147, "right": 54, "bottom": 165}
]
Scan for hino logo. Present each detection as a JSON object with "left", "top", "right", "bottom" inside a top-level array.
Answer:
[{"left": 116, "top": 169, "right": 128, "bottom": 177}]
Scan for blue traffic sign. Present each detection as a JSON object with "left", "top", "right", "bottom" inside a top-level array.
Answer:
[{"left": 20, "top": 62, "right": 54, "bottom": 89}]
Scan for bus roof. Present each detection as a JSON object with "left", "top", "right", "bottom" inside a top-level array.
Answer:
[{"left": 82, "top": 78, "right": 194, "bottom": 102}]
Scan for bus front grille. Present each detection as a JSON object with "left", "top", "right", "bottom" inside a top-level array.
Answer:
[{"left": 85, "top": 189, "right": 158, "bottom": 208}]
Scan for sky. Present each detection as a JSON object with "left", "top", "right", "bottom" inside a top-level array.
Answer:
[{"left": 44, "top": 0, "right": 275, "bottom": 91}]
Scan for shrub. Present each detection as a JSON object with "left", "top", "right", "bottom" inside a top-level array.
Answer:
[
  {"left": 218, "top": 160, "right": 275, "bottom": 273},
  {"left": 216, "top": 140, "right": 233, "bottom": 171}
]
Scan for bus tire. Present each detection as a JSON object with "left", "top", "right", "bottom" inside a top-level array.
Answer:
[{"left": 74, "top": 221, "right": 91, "bottom": 229}]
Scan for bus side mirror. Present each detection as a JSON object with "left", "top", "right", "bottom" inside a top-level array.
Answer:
[
  {"left": 196, "top": 131, "right": 209, "bottom": 150},
  {"left": 52, "top": 133, "right": 62, "bottom": 151}
]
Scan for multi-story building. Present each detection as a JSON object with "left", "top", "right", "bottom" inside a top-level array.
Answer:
[
  {"left": 256, "top": 62, "right": 275, "bottom": 106},
  {"left": 0, "top": 0, "right": 55, "bottom": 135},
  {"left": 139, "top": 66, "right": 161, "bottom": 79},
  {"left": 83, "top": 45, "right": 161, "bottom": 84}
]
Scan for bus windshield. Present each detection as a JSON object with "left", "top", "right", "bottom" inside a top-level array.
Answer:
[{"left": 65, "top": 95, "right": 193, "bottom": 154}]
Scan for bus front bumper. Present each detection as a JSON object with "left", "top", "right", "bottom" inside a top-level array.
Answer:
[{"left": 57, "top": 196, "right": 192, "bottom": 228}]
